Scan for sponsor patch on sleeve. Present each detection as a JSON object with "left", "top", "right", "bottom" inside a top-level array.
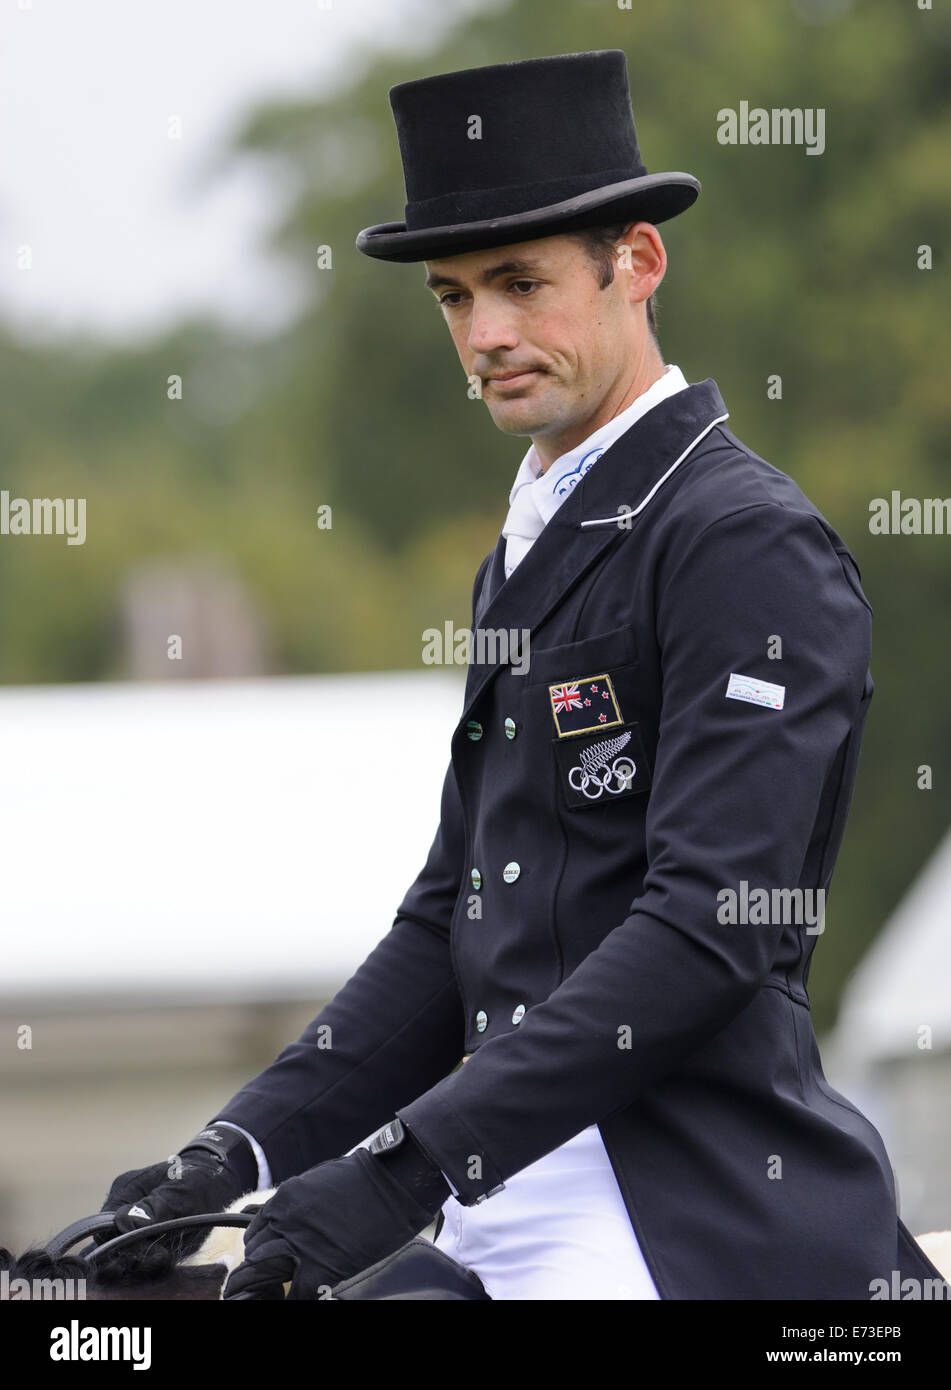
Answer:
[{"left": 725, "top": 672, "right": 785, "bottom": 710}]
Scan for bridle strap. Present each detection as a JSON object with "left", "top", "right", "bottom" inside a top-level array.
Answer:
[
  {"left": 45, "top": 1214, "right": 120, "bottom": 1257},
  {"left": 45, "top": 1211, "right": 254, "bottom": 1260}
]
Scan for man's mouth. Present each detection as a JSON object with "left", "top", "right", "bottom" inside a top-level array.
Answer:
[{"left": 487, "top": 370, "right": 539, "bottom": 389}]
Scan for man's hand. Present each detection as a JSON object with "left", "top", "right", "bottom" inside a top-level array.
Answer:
[
  {"left": 98, "top": 1125, "right": 259, "bottom": 1251},
  {"left": 222, "top": 1121, "right": 449, "bottom": 1300}
]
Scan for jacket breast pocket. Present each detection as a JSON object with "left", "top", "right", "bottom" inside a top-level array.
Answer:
[
  {"left": 522, "top": 624, "right": 652, "bottom": 812},
  {"left": 525, "top": 622, "right": 637, "bottom": 687}
]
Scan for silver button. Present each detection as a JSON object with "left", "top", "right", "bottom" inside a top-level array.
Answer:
[
  {"left": 471, "top": 867, "right": 482, "bottom": 890},
  {"left": 502, "top": 861, "right": 520, "bottom": 883},
  {"left": 475, "top": 1010, "right": 488, "bottom": 1032},
  {"left": 504, "top": 717, "right": 517, "bottom": 740},
  {"left": 466, "top": 720, "right": 483, "bottom": 741},
  {"left": 512, "top": 1004, "right": 525, "bottom": 1025}
]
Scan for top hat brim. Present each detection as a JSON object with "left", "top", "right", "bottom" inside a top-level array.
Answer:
[{"left": 355, "top": 172, "right": 700, "bottom": 264}]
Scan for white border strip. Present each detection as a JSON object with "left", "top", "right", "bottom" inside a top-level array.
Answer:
[{"left": 578, "top": 412, "right": 730, "bottom": 529}]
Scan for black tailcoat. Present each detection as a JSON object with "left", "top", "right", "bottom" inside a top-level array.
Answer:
[{"left": 218, "top": 380, "right": 943, "bottom": 1298}]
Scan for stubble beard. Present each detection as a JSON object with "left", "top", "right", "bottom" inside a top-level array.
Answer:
[{"left": 484, "top": 370, "right": 577, "bottom": 439}]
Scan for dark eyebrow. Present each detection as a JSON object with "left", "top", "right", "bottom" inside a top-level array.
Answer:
[{"left": 424, "top": 258, "right": 545, "bottom": 292}]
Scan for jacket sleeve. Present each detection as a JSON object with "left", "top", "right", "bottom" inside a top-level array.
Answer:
[
  {"left": 213, "top": 552, "right": 498, "bottom": 1182},
  {"left": 396, "top": 502, "right": 874, "bottom": 1203}
]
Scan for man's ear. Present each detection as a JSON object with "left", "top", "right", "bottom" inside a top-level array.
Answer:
[{"left": 615, "top": 222, "right": 666, "bottom": 308}]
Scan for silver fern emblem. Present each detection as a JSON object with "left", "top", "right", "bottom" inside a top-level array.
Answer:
[
  {"left": 568, "top": 730, "right": 636, "bottom": 800},
  {"left": 578, "top": 730, "right": 631, "bottom": 771}
]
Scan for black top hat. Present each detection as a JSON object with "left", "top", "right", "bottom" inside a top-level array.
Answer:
[{"left": 356, "top": 49, "right": 699, "bottom": 264}]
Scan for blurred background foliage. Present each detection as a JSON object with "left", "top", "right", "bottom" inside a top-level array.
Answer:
[{"left": 1, "top": 0, "right": 949, "bottom": 1031}]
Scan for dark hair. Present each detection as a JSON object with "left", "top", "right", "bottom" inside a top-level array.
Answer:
[{"left": 570, "top": 222, "right": 658, "bottom": 335}]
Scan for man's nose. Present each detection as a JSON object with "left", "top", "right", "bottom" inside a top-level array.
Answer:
[{"left": 466, "top": 297, "right": 519, "bottom": 356}]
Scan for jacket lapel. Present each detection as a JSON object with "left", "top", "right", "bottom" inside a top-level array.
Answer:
[
  {"left": 460, "top": 379, "right": 729, "bottom": 721},
  {"left": 473, "top": 534, "right": 507, "bottom": 630}
]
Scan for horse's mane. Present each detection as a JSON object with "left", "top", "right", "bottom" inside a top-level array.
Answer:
[
  {"left": 1, "top": 1189, "right": 269, "bottom": 1301},
  {"left": 0, "top": 1240, "right": 226, "bottom": 1300}
]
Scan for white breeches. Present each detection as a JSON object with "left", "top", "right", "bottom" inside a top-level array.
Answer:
[{"left": 432, "top": 1123, "right": 661, "bottom": 1300}]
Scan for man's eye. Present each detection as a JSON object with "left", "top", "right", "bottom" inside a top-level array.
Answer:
[{"left": 437, "top": 280, "right": 538, "bottom": 308}]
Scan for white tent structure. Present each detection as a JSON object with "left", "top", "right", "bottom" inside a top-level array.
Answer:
[
  {"left": 2, "top": 671, "right": 465, "bottom": 1006},
  {"left": 824, "top": 828, "right": 951, "bottom": 1234},
  {"left": 0, "top": 671, "right": 465, "bottom": 1248}
]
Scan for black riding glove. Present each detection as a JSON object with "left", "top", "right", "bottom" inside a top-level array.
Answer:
[
  {"left": 222, "top": 1119, "right": 450, "bottom": 1300},
  {"left": 98, "top": 1123, "right": 259, "bottom": 1251}
]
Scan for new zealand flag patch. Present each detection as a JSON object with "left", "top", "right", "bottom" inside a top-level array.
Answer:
[
  {"left": 553, "top": 721, "right": 652, "bottom": 808},
  {"left": 548, "top": 672, "right": 622, "bottom": 737}
]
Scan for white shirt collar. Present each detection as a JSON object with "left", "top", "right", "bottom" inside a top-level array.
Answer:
[
  {"left": 500, "top": 365, "right": 690, "bottom": 578},
  {"left": 507, "top": 364, "right": 689, "bottom": 523}
]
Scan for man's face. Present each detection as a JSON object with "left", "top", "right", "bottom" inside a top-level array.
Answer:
[{"left": 423, "top": 225, "right": 663, "bottom": 454}]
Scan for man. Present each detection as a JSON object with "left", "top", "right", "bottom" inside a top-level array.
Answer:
[{"left": 100, "top": 50, "right": 944, "bottom": 1300}]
